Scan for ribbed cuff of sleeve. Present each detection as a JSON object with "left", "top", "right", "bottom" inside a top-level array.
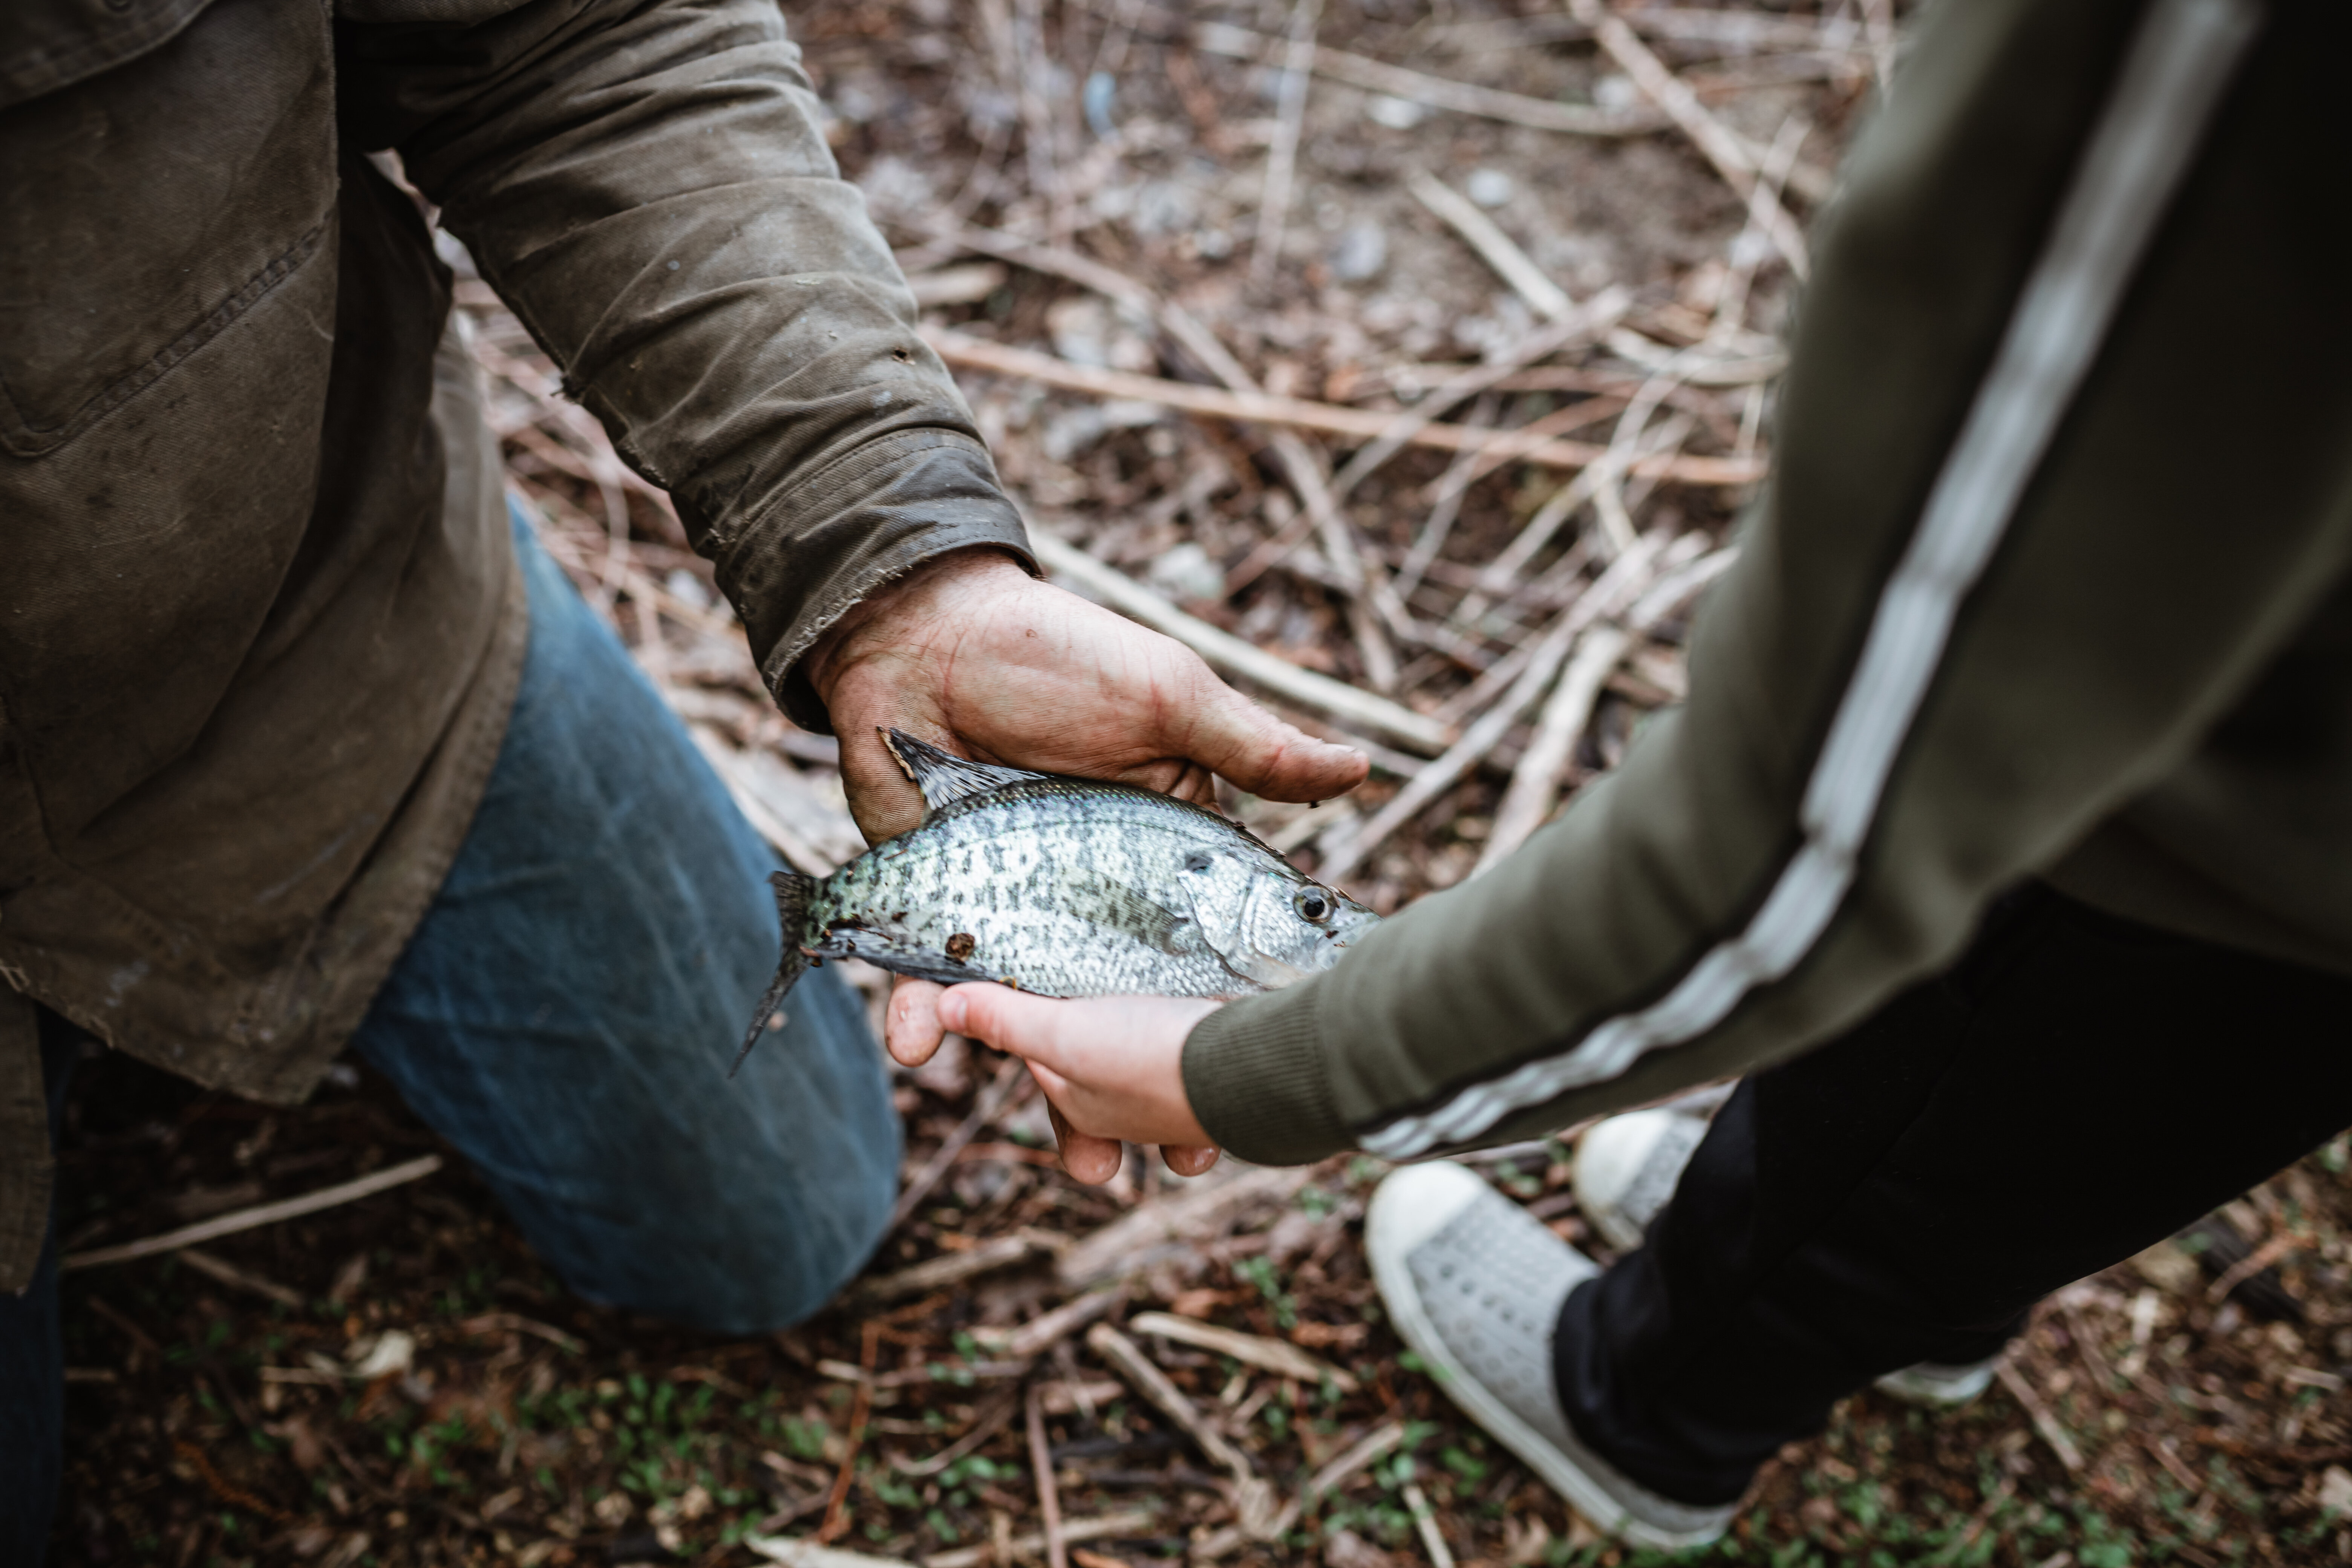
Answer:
[{"left": 1182, "top": 984, "right": 1354, "bottom": 1167}]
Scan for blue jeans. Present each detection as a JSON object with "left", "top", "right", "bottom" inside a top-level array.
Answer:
[{"left": 2, "top": 513, "right": 896, "bottom": 1558}]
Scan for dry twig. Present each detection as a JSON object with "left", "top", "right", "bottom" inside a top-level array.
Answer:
[{"left": 64, "top": 1155, "right": 444, "bottom": 1270}]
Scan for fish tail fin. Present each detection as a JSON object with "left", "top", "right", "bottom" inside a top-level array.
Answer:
[{"left": 730, "top": 870, "right": 816, "bottom": 1080}]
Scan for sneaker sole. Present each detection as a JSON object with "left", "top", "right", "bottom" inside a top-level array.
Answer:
[{"left": 1366, "top": 1166, "right": 1730, "bottom": 1551}]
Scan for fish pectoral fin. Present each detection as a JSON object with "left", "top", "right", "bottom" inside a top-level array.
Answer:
[
  {"left": 1057, "top": 870, "right": 1192, "bottom": 956},
  {"left": 881, "top": 728, "right": 1050, "bottom": 816},
  {"left": 1176, "top": 849, "right": 1256, "bottom": 965}
]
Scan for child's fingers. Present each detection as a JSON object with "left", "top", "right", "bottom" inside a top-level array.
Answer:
[
  {"left": 1043, "top": 1090, "right": 1124, "bottom": 1184},
  {"left": 938, "top": 982, "right": 1069, "bottom": 1071},
  {"left": 885, "top": 978, "right": 949, "bottom": 1066},
  {"left": 1161, "top": 1144, "right": 1220, "bottom": 1177}
]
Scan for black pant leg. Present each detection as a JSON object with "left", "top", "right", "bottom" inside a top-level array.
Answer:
[
  {"left": 0, "top": 1014, "right": 81, "bottom": 1564},
  {"left": 1555, "top": 887, "right": 2352, "bottom": 1506}
]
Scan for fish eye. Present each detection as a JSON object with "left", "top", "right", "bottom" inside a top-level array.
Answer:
[{"left": 1294, "top": 888, "right": 1333, "bottom": 924}]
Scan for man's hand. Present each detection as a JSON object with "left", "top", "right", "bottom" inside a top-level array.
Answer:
[
  {"left": 805, "top": 548, "right": 1369, "bottom": 842},
  {"left": 809, "top": 546, "right": 1362, "bottom": 1178},
  {"left": 914, "top": 983, "right": 1220, "bottom": 1184}
]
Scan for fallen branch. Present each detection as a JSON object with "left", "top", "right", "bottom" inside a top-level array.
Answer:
[
  {"left": 1194, "top": 1418, "right": 1407, "bottom": 1558},
  {"left": 1193, "top": 21, "right": 1660, "bottom": 138},
  {"left": 890, "top": 1056, "right": 1030, "bottom": 1232},
  {"left": 63, "top": 1155, "right": 444, "bottom": 1271},
  {"left": 971, "top": 1289, "right": 1131, "bottom": 1360},
  {"left": 852, "top": 1230, "right": 1064, "bottom": 1305},
  {"left": 749, "top": 1539, "right": 921, "bottom": 1568},
  {"left": 1250, "top": 0, "right": 1322, "bottom": 295},
  {"left": 1086, "top": 1324, "right": 1282, "bottom": 1538},
  {"left": 1568, "top": 0, "right": 1808, "bottom": 276},
  {"left": 920, "top": 1510, "right": 1160, "bottom": 1568},
  {"left": 925, "top": 328, "right": 1762, "bottom": 486},
  {"left": 176, "top": 1248, "right": 305, "bottom": 1309},
  {"left": 1057, "top": 1164, "right": 1317, "bottom": 1290},
  {"left": 1029, "top": 532, "right": 1452, "bottom": 755},
  {"left": 1319, "top": 535, "right": 1673, "bottom": 885},
  {"left": 892, "top": 1387, "right": 1024, "bottom": 1478},
  {"left": 1995, "top": 1359, "right": 2084, "bottom": 1473},
  {"left": 1471, "top": 626, "right": 1631, "bottom": 877},
  {"left": 1402, "top": 1481, "right": 1458, "bottom": 1568},
  {"left": 817, "top": 1321, "right": 883, "bottom": 1543},
  {"left": 1026, "top": 1383, "right": 1071, "bottom": 1568},
  {"left": 1224, "top": 287, "right": 1631, "bottom": 594},
  {"left": 1129, "top": 1311, "right": 1358, "bottom": 1391}
]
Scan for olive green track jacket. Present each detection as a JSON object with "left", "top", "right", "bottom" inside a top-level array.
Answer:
[{"left": 1187, "top": 0, "right": 2352, "bottom": 1165}]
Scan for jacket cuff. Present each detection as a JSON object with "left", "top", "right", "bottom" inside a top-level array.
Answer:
[
  {"left": 1183, "top": 985, "right": 1354, "bottom": 1166},
  {"left": 717, "top": 428, "right": 1037, "bottom": 733}
]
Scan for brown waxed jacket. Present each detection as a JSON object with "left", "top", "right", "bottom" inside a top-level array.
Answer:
[{"left": 0, "top": 0, "right": 1031, "bottom": 1288}]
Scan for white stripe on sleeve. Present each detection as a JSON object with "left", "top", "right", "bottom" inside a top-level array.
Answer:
[{"left": 1365, "top": 0, "right": 2263, "bottom": 1160}]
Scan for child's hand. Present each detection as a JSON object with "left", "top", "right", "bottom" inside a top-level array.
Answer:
[{"left": 893, "top": 980, "right": 1221, "bottom": 1183}]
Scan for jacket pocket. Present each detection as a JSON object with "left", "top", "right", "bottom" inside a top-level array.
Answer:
[{"left": 0, "top": 0, "right": 336, "bottom": 459}]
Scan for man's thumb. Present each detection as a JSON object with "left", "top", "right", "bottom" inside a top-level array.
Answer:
[{"left": 1182, "top": 676, "right": 1370, "bottom": 804}]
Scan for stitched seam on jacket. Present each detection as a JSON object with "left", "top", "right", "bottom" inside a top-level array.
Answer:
[{"left": 0, "top": 220, "right": 328, "bottom": 457}]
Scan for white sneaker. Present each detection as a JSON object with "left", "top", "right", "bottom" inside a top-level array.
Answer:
[
  {"left": 1366, "top": 1162, "right": 1738, "bottom": 1549},
  {"left": 1571, "top": 1103, "right": 1998, "bottom": 1411}
]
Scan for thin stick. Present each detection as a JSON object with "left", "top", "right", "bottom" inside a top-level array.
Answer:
[
  {"left": 1995, "top": 1358, "right": 2084, "bottom": 1473},
  {"left": 853, "top": 1230, "right": 1062, "bottom": 1305},
  {"left": 176, "top": 1248, "right": 306, "bottom": 1309},
  {"left": 1025, "top": 1385, "right": 1070, "bottom": 1568},
  {"left": 1012, "top": 0, "right": 1073, "bottom": 248},
  {"left": 890, "top": 1057, "right": 1029, "bottom": 1231},
  {"left": 63, "top": 1155, "right": 444, "bottom": 1271},
  {"left": 817, "top": 1320, "right": 884, "bottom": 1543},
  {"left": 1250, "top": 0, "right": 1323, "bottom": 295},
  {"left": 971, "top": 1288, "right": 1130, "bottom": 1361},
  {"left": 1085, "top": 1322, "right": 1281, "bottom": 1538},
  {"left": 1084, "top": 1323, "right": 1256, "bottom": 1479},
  {"left": 1129, "top": 1311, "right": 1357, "bottom": 1390},
  {"left": 894, "top": 1388, "right": 1024, "bottom": 1478},
  {"left": 921, "top": 223, "right": 1398, "bottom": 682},
  {"left": 1406, "top": 168, "right": 1571, "bottom": 319},
  {"left": 1438, "top": 530, "right": 1668, "bottom": 726},
  {"left": 1029, "top": 532, "right": 1453, "bottom": 753},
  {"left": 1319, "top": 535, "right": 1671, "bottom": 884},
  {"left": 1471, "top": 626, "right": 1630, "bottom": 876},
  {"left": 1192, "top": 21, "right": 1660, "bottom": 139},
  {"left": 920, "top": 1511, "right": 1160, "bottom": 1568},
  {"left": 1393, "top": 397, "right": 1496, "bottom": 601},
  {"left": 1224, "top": 289, "right": 1631, "bottom": 594},
  {"left": 924, "top": 328, "right": 1761, "bottom": 484},
  {"left": 1401, "top": 1482, "right": 1457, "bottom": 1568},
  {"left": 1567, "top": 0, "right": 1808, "bottom": 277}
]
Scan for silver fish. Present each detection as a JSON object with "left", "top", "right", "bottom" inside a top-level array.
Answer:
[{"left": 732, "top": 729, "right": 1377, "bottom": 1073}]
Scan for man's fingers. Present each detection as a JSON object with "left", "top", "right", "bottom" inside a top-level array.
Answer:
[
  {"left": 835, "top": 721, "right": 928, "bottom": 843},
  {"left": 1178, "top": 671, "right": 1369, "bottom": 805},
  {"left": 1161, "top": 1144, "right": 1221, "bottom": 1177},
  {"left": 885, "top": 978, "right": 949, "bottom": 1067}
]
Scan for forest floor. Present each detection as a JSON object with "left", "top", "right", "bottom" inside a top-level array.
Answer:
[{"left": 46, "top": 1, "right": 2352, "bottom": 1565}]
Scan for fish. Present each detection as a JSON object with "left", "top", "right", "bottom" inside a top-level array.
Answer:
[{"left": 731, "top": 729, "right": 1378, "bottom": 1074}]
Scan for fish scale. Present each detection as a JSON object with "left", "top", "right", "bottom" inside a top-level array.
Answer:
[{"left": 729, "top": 730, "right": 1380, "bottom": 1075}]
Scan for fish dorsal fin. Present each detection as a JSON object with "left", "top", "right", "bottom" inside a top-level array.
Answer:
[{"left": 882, "top": 728, "right": 1049, "bottom": 815}]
